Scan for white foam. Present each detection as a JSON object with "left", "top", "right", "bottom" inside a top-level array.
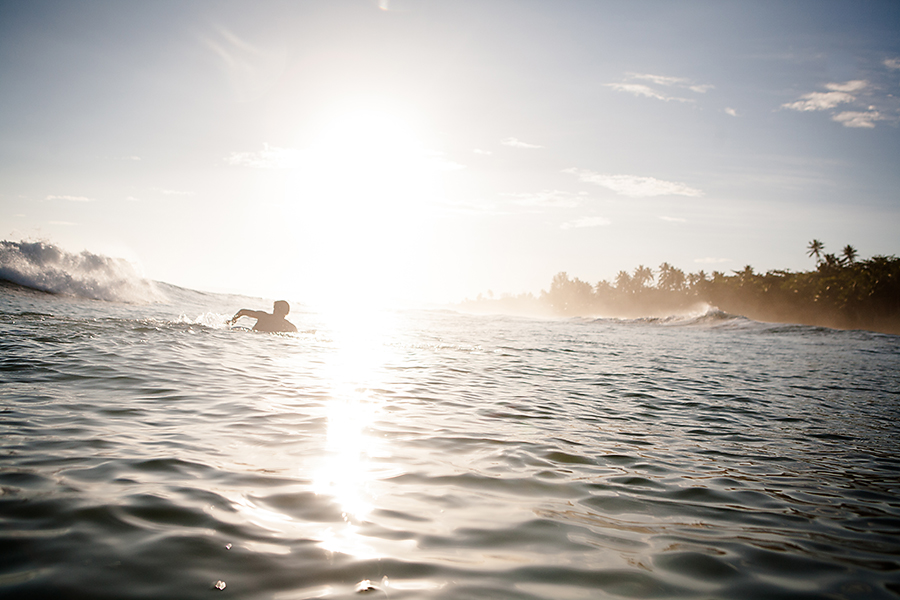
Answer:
[{"left": 0, "top": 240, "right": 166, "bottom": 304}]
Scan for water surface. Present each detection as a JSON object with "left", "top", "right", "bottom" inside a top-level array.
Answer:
[{"left": 1, "top": 284, "right": 899, "bottom": 599}]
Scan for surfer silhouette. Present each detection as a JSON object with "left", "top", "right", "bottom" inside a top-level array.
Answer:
[{"left": 228, "top": 300, "right": 298, "bottom": 333}]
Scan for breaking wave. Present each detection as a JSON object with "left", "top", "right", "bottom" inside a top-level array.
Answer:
[
  {"left": 595, "top": 304, "right": 757, "bottom": 329},
  {"left": 0, "top": 240, "right": 165, "bottom": 303}
]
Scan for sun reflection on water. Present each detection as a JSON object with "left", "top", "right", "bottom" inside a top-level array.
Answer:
[
  {"left": 226, "top": 307, "right": 405, "bottom": 560},
  {"left": 311, "top": 390, "right": 379, "bottom": 520},
  {"left": 308, "top": 306, "right": 402, "bottom": 556}
]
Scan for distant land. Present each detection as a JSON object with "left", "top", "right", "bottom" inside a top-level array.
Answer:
[{"left": 458, "top": 244, "right": 900, "bottom": 335}]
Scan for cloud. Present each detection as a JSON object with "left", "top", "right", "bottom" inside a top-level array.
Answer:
[
  {"left": 630, "top": 73, "right": 689, "bottom": 86},
  {"left": 501, "top": 137, "right": 543, "bottom": 149},
  {"left": 832, "top": 110, "right": 882, "bottom": 128},
  {"left": 560, "top": 216, "right": 610, "bottom": 229},
  {"left": 46, "top": 195, "right": 95, "bottom": 202},
  {"left": 781, "top": 80, "right": 867, "bottom": 111},
  {"left": 659, "top": 215, "right": 687, "bottom": 223},
  {"left": 781, "top": 80, "right": 893, "bottom": 128},
  {"left": 49, "top": 221, "right": 77, "bottom": 226},
  {"left": 226, "top": 143, "right": 301, "bottom": 169},
  {"left": 607, "top": 73, "right": 713, "bottom": 102},
  {"left": 782, "top": 91, "right": 855, "bottom": 111},
  {"left": 503, "top": 190, "right": 585, "bottom": 208},
  {"left": 564, "top": 168, "right": 703, "bottom": 198},
  {"left": 724, "top": 107, "right": 738, "bottom": 117},
  {"left": 606, "top": 83, "right": 690, "bottom": 102},
  {"left": 885, "top": 58, "right": 900, "bottom": 70},
  {"left": 826, "top": 80, "right": 868, "bottom": 93},
  {"left": 473, "top": 148, "right": 492, "bottom": 155}
]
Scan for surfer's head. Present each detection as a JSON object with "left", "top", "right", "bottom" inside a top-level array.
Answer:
[{"left": 273, "top": 300, "right": 290, "bottom": 317}]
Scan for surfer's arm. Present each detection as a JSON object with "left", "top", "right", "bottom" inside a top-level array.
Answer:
[{"left": 228, "top": 309, "right": 265, "bottom": 324}]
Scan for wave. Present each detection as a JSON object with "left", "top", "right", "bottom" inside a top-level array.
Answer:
[
  {"left": 595, "top": 304, "right": 757, "bottom": 329},
  {"left": 595, "top": 305, "right": 866, "bottom": 337},
  {"left": 0, "top": 240, "right": 166, "bottom": 304}
]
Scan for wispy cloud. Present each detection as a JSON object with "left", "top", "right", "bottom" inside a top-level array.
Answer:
[
  {"left": 503, "top": 190, "right": 585, "bottom": 208},
  {"left": 607, "top": 83, "right": 688, "bottom": 102},
  {"left": 501, "top": 137, "right": 543, "bottom": 149},
  {"left": 832, "top": 110, "right": 882, "bottom": 128},
  {"left": 631, "top": 73, "right": 689, "bottom": 87},
  {"left": 564, "top": 168, "right": 703, "bottom": 198},
  {"left": 781, "top": 79, "right": 893, "bottom": 129},
  {"left": 630, "top": 73, "right": 714, "bottom": 93},
  {"left": 49, "top": 220, "right": 77, "bottom": 226},
  {"left": 560, "top": 216, "right": 610, "bottom": 229},
  {"left": 724, "top": 107, "right": 738, "bottom": 117},
  {"left": 884, "top": 58, "right": 900, "bottom": 70},
  {"left": 227, "top": 143, "right": 300, "bottom": 169},
  {"left": 607, "top": 72, "right": 713, "bottom": 103},
  {"left": 782, "top": 80, "right": 868, "bottom": 112},
  {"left": 46, "top": 195, "right": 95, "bottom": 202},
  {"left": 659, "top": 215, "right": 687, "bottom": 223},
  {"left": 829, "top": 81, "right": 869, "bottom": 93},
  {"left": 473, "top": 148, "right": 492, "bottom": 155}
]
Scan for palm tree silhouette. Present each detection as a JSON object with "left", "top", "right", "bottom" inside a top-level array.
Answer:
[
  {"left": 807, "top": 239, "right": 824, "bottom": 263},
  {"left": 633, "top": 265, "right": 653, "bottom": 288},
  {"left": 842, "top": 244, "right": 858, "bottom": 265}
]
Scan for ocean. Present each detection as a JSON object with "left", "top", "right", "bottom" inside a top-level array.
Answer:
[{"left": 1, "top": 244, "right": 899, "bottom": 599}]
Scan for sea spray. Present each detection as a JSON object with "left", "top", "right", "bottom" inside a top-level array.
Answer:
[{"left": 0, "top": 240, "right": 165, "bottom": 303}]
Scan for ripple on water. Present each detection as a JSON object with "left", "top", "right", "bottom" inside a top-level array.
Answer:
[{"left": 2, "top": 298, "right": 900, "bottom": 598}]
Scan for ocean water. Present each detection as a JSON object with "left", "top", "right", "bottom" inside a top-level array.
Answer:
[{"left": 2, "top": 256, "right": 900, "bottom": 598}]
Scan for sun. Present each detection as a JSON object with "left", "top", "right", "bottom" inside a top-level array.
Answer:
[{"left": 285, "top": 104, "right": 444, "bottom": 309}]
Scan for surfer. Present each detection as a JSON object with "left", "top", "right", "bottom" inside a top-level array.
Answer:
[{"left": 228, "top": 300, "right": 298, "bottom": 333}]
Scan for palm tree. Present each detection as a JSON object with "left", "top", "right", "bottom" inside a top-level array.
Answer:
[
  {"left": 658, "top": 262, "right": 686, "bottom": 291},
  {"left": 632, "top": 265, "right": 653, "bottom": 288},
  {"left": 823, "top": 253, "right": 841, "bottom": 269},
  {"left": 735, "top": 265, "right": 755, "bottom": 283},
  {"left": 842, "top": 244, "right": 858, "bottom": 265},
  {"left": 807, "top": 239, "right": 824, "bottom": 263},
  {"left": 688, "top": 270, "right": 707, "bottom": 291}
]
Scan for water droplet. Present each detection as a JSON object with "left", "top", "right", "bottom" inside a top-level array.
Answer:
[
  {"left": 213, "top": 580, "right": 226, "bottom": 590},
  {"left": 224, "top": 543, "right": 232, "bottom": 550},
  {"left": 355, "top": 579, "right": 377, "bottom": 593}
]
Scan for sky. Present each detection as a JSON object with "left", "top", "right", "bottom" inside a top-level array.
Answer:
[{"left": 2, "top": 0, "right": 899, "bottom": 306}]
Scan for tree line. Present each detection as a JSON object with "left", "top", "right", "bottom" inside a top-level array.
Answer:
[{"left": 459, "top": 241, "right": 900, "bottom": 334}]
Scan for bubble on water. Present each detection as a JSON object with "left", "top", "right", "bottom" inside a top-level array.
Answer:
[
  {"left": 225, "top": 543, "right": 232, "bottom": 550},
  {"left": 355, "top": 579, "right": 377, "bottom": 593}
]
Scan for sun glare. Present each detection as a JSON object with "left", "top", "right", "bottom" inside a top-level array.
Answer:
[
  {"left": 286, "top": 106, "right": 442, "bottom": 308},
  {"left": 305, "top": 307, "right": 404, "bottom": 558}
]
